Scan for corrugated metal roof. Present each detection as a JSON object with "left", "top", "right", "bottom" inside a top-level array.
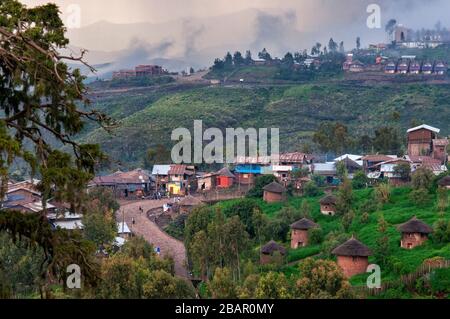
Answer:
[
  {"left": 152, "top": 165, "right": 171, "bottom": 175},
  {"left": 407, "top": 124, "right": 440, "bottom": 134}
]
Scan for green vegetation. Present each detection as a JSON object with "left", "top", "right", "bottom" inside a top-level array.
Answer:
[
  {"left": 82, "top": 83, "right": 450, "bottom": 168},
  {"left": 185, "top": 181, "right": 450, "bottom": 298}
]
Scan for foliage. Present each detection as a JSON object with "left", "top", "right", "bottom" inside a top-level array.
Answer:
[
  {"left": 303, "top": 181, "right": 320, "bottom": 197},
  {"left": 437, "top": 187, "right": 449, "bottom": 213},
  {"left": 411, "top": 168, "right": 435, "bottom": 191},
  {"left": 82, "top": 210, "right": 117, "bottom": 247},
  {"left": 208, "top": 267, "right": 237, "bottom": 299},
  {"left": 393, "top": 163, "right": 411, "bottom": 182},
  {"left": 336, "top": 178, "right": 353, "bottom": 216},
  {"left": 375, "top": 183, "right": 391, "bottom": 205},
  {"left": 308, "top": 228, "right": 324, "bottom": 245},
  {"left": 296, "top": 258, "right": 353, "bottom": 299},
  {"left": 374, "top": 216, "right": 390, "bottom": 267},
  {"left": 430, "top": 268, "right": 450, "bottom": 295},
  {"left": 352, "top": 171, "right": 369, "bottom": 189},
  {"left": 409, "top": 188, "right": 431, "bottom": 207},
  {"left": 432, "top": 219, "right": 450, "bottom": 244},
  {"left": 255, "top": 272, "right": 292, "bottom": 299},
  {"left": 247, "top": 175, "right": 277, "bottom": 199}
]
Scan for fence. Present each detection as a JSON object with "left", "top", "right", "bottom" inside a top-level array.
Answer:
[{"left": 353, "top": 259, "right": 450, "bottom": 297}]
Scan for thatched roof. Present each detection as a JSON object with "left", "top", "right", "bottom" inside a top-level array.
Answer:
[
  {"left": 261, "top": 240, "right": 287, "bottom": 255},
  {"left": 438, "top": 176, "right": 450, "bottom": 187},
  {"left": 216, "top": 167, "right": 235, "bottom": 178},
  {"left": 291, "top": 218, "right": 318, "bottom": 230},
  {"left": 398, "top": 217, "right": 433, "bottom": 234},
  {"left": 332, "top": 237, "right": 372, "bottom": 257},
  {"left": 320, "top": 194, "right": 337, "bottom": 205},
  {"left": 263, "top": 182, "right": 286, "bottom": 194},
  {"left": 178, "top": 195, "right": 203, "bottom": 207}
]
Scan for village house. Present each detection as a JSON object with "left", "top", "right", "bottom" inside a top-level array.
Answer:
[
  {"left": 434, "top": 61, "right": 447, "bottom": 75},
  {"left": 407, "top": 155, "right": 447, "bottom": 176},
  {"left": 398, "top": 217, "right": 433, "bottom": 249},
  {"left": 368, "top": 158, "right": 412, "bottom": 184},
  {"left": 260, "top": 240, "right": 287, "bottom": 265},
  {"left": 397, "top": 59, "right": 409, "bottom": 74},
  {"left": 117, "top": 221, "right": 132, "bottom": 239},
  {"left": 167, "top": 165, "right": 196, "bottom": 195},
  {"left": 438, "top": 176, "right": 450, "bottom": 189},
  {"left": 384, "top": 61, "right": 397, "bottom": 74},
  {"left": 409, "top": 61, "right": 421, "bottom": 74},
  {"left": 112, "top": 69, "right": 135, "bottom": 80},
  {"left": 216, "top": 167, "right": 235, "bottom": 188},
  {"left": 197, "top": 172, "right": 216, "bottom": 191},
  {"left": 135, "top": 64, "right": 164, "bottom": 76},
  {"left": 311, "top": 162, "right": 337, "bottom": 184},
  {"left": 263, "top": 182, "right": 287, "bottom": 203},
  {"left": 319, "top": 194, "right": 337, "bottom": 216},
  {"left": 332, "top": 237, "right": 372, "bottom": 278},
  {"left": 406, "top": 124, "right": 449, "bottom": 171},
  {"left": 290, "top": 218, "right": 318, "bottom": 249},
  {"left": 89, "top": 169, "right": 152, "bottom": 199},
  {"left": 407, "top": 124, "right": 440, "bottom": 157},
  {"left": 234, "top": 156, "right": 271, "bottom": 185},
  {"left": 362, "top": 155, "right": 397, "bottom": 175},
  {"left": 152, "top": 164, "right": 171, "bottom": 193},
  {"left": 336, "top": 156, "right": 363, "bottom": 178},
  {"left": 176, "top": 195, "right": 204, "bottom": 214},
  {"left": 48, "top": 211, "right": 83, "bottom": 231},
  {"left": 422, "top": 62, "right": 433, "bottom": 74}
]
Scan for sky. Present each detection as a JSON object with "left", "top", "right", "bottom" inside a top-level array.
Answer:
[{"left": 20, "top": 0, "right": 450, "bottom": 71}]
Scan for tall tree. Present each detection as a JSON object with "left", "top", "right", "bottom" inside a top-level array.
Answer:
[
  {"left": 356, "top": 37, "right": 361, "bottom": 50},
  {"left": 244, "top": 50, "right": 253, "bottom": 64},
  {"left": 0, "top": 0, "right": 112, "bottom": 295}
]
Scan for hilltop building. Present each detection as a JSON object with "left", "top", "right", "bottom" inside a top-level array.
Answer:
[
  {"left": 260, "top": 240, "right": 287, "bottom": 265},
  {"left": 319, "top": 194, "right": 337, "bottom": 216},
  {"left": 398, "top": 217, "right": 433, "bottom": 249},
  {"left": 290, "top": 218, "right": 318, "bottom": 249},
  {"left": 263, "top": 182, "right": 287, "bottom": 203},
  {"left": 332, "top": 237, "right": 372, "bottom": 278}
]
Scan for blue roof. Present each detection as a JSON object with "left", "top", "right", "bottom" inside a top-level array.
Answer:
[{"left": 235, "top": 164, "right": 262, "bottom": 174}]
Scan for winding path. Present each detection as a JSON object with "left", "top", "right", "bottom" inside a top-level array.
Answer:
[{"left": 117, "top": 200, "right": 188, "bottom": 278}]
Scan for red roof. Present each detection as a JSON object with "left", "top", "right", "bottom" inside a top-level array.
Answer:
[
  {"left": 168, "top": 165, "right": 194, "bottom": 176},
  {"left": 362, "top": 155, "right": 394, "bottom": 162}
]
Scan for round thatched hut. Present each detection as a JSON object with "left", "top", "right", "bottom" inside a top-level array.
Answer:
[
  {"left": 319, "top": 194, "right": 337, "bottom": 216},
  {"left": 398, "top": 217, "right": 433, "bottom": 249},
  {"left": 177, "top": 195, "right": 204, "bottom": 214},
  {"left": 290, "top": 218, "right": 318, "bottom": 249},
  {"left": 260, "top": 240, "right": 287, "bottom": 265},
  {"left": 332, "top": 237, "right": 372, "bottom": 278},
  {"left": 263, "top": 182, "right": 287, "bottom": 203}
]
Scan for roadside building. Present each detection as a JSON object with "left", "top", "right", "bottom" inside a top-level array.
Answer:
[
  {"left": 311, "top": 162, "right": 337, "bottom": 184},
  {"left": 167, "top": 165, "right": 195, "bottom": 195},
  {"left": 177, "top": 195, "right": 204, "bottom": 214},
  {"left": 290, "top": 218, "right": 318, "bottom": 249},
  {"left": 89, "top": 169, "right": 152, "bottom": 199},
  {"left": 332, "top": 237, "right": 372, "bottom": 278},
  {"left": 362, "top": 155, "right": 397, "bottom": 175},
  {"left": 260, "top": 240, "right": 287, "bottom": 265},
  {"left": 434, "top": 61, "right": 447, "bottom": 75},
  {"left": 319, "top": 194, "right": 337, "bottom": 216},
  {"left": 384, "top": 61, "right": 397, "bottom": 74},
  {"left": 263, "top": 182, "right": 287, "bottom": 203},
  {"left": 216, "top": 167, "right": 235, "bottom": 188},
  {"left": 197, "top": 172, "right": 216, "bottom": 191},
  {"left": 398, "top": 217, "right": 432, "bottom": 249},
  {"left": 152, "top": 165, "right": 171, "bottom": 193}
]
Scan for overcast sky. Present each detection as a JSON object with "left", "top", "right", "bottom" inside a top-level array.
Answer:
[{"left": 20, "top": 1, "right": 450, "bottom": 69}]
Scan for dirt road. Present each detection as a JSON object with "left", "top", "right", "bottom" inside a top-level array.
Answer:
[{"left": 117, "top": 200, "right": 188, "bottom": 278}]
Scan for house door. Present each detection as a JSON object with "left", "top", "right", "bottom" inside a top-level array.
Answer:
[{"left": 298, "top": 242, "right": 303, "bottom": 248}]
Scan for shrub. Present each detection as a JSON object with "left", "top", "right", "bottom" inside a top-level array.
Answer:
[
  {"left": 409, "top": 188, "right": 431, "bottom": 207},
  {"left": 352, "top": 171, "right": 369, "bottom": 189},
  {"left": 303, "top": 181, "right": 320, "bottom": 197},
  {"left": 247, "top": 175, "right": 277, "bottom": 198},
  {"left": 430, "top": 268, "right": 450, "bottom": 294},
  {"left": 375, "top": 183, "right": 391, "bottom": 205},
  {"left": 411, "top": 167, "right": 434, "bottom": 191},
  {"left": 308, "top": 228, "right": 324, "bottom": 245},
  {"left": 432, "top": 219, "right": 450, "bottom": 244}
]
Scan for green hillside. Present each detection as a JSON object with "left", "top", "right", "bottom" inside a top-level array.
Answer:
[
  {"left": 201, "top": 185, "right": 450, "bottom": 298},
  {"left": 82, "top": 82, "right": 450, "bottom": 167}
]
